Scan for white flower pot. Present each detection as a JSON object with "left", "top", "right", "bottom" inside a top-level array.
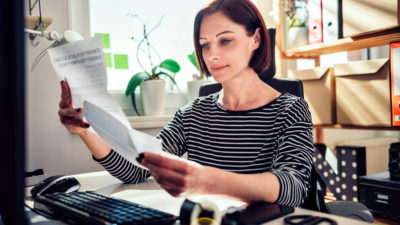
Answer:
[
  {"left": 187, "top": 80, "right": 212, "bottom": 101},
  {"left": 140, "top": 79, "right": 166, "bottom": 116},
  {"left": 288, "top": 27, "right": 308, "bottom": 48}
]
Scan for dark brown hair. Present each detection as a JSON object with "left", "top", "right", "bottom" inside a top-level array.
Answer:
[{"left": 193, "top": 0, "right": 270, "bottom": 77}]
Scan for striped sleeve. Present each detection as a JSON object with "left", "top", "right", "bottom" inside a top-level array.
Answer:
[
  {"left": 156, "top": 105, "right": 188, "bottom": 157},
  {"left": 270, "top": 98, "right": 314, "bottom": 207},
  {"left": 92, "top": 107, "right": 188, "bottom": 184},
  {"left": 93, "top": 149, "right": 151, "bottom": 184}
]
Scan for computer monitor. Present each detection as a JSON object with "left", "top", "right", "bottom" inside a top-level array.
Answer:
[{"left": 0, "top": 0, "right": 29, "bottom": 224}]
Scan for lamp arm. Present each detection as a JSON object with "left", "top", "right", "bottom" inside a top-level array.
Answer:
[
  {"left": 25, "top": 29, "right": 83, "bottom": 72},
  {"left": 24, "top": 28, "right": 61, "bottom": 41}
]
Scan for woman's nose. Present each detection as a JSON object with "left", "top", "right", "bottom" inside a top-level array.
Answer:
[{"left": 205, "top": 45, "right": 220, "bottom": 61}]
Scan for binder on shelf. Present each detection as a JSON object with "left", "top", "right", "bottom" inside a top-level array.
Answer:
[
  {"left": 322, "top": 0, "right": 342, "bottom": 43},
  {"left": 391, "top": 41, "right": 400, "bottom": 126},
  {"left": 308, "top": 0, "right": 323, "bottom": 44}
]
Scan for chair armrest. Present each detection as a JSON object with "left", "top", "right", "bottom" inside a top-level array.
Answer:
[{"left": 326, "top": 201, "right": 374, "bottom": 223}]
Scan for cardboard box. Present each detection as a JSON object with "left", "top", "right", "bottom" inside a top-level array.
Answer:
[
  {"left": 337, "top": 136, "right": 400, "bottom": 175},
  {"left": 334, "top": 58, "right": 391, "bottom": 126},
  {"left": 391, "top": 41, "right": 400, "bottom": 126},
  {"left": 343, "top": 0, "right": 400, "bottom": 37},
  {"left": 288, "top": 67, "right": 335, "bottom": 125}
]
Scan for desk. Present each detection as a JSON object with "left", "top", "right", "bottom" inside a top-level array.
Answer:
[{"left": 26, "top": 171, "right": 370, "bottom": 225}]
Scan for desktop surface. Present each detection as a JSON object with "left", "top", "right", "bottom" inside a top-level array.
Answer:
[{"left": 25, "top": 171, "right": 371, "bottom": 225}]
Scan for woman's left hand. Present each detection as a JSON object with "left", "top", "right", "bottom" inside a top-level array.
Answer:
[{"left": 137, "top": 152, "right": 211, "bottom": 197}]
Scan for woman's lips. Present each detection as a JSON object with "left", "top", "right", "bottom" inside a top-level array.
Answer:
[{"left": 211, "top": 65, "right": 228, "bottom": 72}]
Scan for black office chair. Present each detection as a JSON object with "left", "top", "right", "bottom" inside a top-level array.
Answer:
[
  {"left": 198, "top": 28, "right": 374, "bottom": 222},
  {"left": 199, "top": 79, "right": 374, "bottom": 221},
  {"left": 199, "top": 77, "right": 325, "bottom": 208}
]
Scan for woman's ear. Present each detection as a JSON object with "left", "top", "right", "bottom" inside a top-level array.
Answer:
[{"left": 252, "top": 28, "right": 261, "bottom": 50}]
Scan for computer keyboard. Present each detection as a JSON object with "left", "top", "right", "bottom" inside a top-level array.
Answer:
[{"left": 33, "top": 191, "right": 178, "bottom": 225}]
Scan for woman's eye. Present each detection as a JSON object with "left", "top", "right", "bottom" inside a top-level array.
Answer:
[
  {"left": 200, "top": 43, "right": 209, "bottom": 49},
  {"left": 221, "top": 39, "right": 232, "bottom": 45}
]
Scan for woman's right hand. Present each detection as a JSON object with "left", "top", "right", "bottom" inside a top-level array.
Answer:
[{"left": 58, "top": 80, "right": 90, "bottom": 134}]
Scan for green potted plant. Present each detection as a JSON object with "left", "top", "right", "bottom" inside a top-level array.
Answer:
[
  {"left": 282, "top": 0, "right": 308, "bottom": 48},
  {"left": 187, "top": 50, "right": 201, "bottom": 80},
  {"left": 125, "top": 14, "right": 180, "bottom": 116},
  {"left": 186, "top": 51, "right": 211, "bottom": 100}
]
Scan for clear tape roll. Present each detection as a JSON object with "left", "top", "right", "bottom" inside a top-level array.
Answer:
[{"left": 180, "top": 199, "right": 222, "bottom": 225}]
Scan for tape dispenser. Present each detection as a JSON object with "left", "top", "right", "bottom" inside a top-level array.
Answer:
[
  {"left": 180, "top": 199, "right": 222, "bottom": 225},
  {"left": 179, "top": 199, "right": 295, "bottom": 225}
]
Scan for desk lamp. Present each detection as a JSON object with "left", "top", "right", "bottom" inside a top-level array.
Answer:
[{"left": 24, "top": 28, "right": 83, "bottom": 72}]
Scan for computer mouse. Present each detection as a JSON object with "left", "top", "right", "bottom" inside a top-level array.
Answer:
[{"left": 31, "top": 175, "right": 80, "bottom": 198}]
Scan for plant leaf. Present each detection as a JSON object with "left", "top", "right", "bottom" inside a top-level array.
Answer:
[
  {"left": 151, "top": 66, "right": 157, "bottom": 76},
  {"left": 187, "top": 51, "right": 199, "bottom": 70},
  {"left": 125, "top": 72, "right": 149, "bottom": 96},
  {"left": 159, "top": 59, "right": 180, "bottom": 73},
  {"left": 158, "top": 71, "right": 181, "bottom": 92},
  {"left": 125, "top": 72, "right": 149, "bottom": 116}
]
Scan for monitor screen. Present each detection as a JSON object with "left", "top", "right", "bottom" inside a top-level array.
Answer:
[{"left": 0, "top": 0, "right": 28, "bottom": 224}]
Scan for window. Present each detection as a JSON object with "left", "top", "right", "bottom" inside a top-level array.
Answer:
[
  {"left": 89, "top": 0, "right": 206, "bottom": 91},
  {"left": 89, "top": 0, "right": 258, "bottom": 91}
]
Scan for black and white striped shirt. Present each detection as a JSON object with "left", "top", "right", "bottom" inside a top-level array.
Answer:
[{"left": 94, "top": 93, "right": 314, "bottom": 207}]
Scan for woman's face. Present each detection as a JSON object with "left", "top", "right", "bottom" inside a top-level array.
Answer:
[{"left": 199, "top": 11, "right": 260, "bottom": 83}]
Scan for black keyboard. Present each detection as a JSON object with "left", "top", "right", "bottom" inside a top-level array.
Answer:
[{"left": 33, "top": 191, "right": 178, "bottom": 225}]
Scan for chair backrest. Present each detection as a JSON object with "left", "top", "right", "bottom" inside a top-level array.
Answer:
[
  {"left": 198, "top": 77, "right": 304, "bottom": 98},
  {"left": 302, "top": 165, "right": 325, "bottom": 212}
]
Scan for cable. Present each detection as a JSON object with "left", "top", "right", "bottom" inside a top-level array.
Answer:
[{"left": 30, "top": 43, "right": 54, "bottom": 72}]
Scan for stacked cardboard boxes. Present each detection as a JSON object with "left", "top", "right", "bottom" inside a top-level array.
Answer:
[
  {"left": 289, "top": 58, "right": 391, "bottom": 127},
  {"left": 288, "top": 67, "right": 335, "bottom": 125},
  {"left": 343, "top": 0, "right": 400, "bottom": 37},
  {"left": 334, "top": 58, "right": 391, "bottom": 126}
]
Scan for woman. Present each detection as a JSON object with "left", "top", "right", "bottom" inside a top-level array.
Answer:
[{"left": 58, "top": 0, "right": 313, "bottom": 207}]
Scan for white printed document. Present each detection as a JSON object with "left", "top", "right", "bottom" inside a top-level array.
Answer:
[
  {"left": 48, "top": 36, "right": 164, "bottom": 167},
  {"left": 48, "top": 36, "right": 129, "bottom": 126},
  {"left": 83, "top": 100, "right": 163, "bottom": 167}
]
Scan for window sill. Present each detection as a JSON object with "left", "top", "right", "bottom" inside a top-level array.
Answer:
[
  {"left": 128, "top": 115, "right": 173, "bottom": 129},
  {"left": 110, "top": 90, "right": 185, "bottom": 129}
]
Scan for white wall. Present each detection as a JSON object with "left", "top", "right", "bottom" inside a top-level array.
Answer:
[
  {"left": 26, "top": 0, "right": 105, "bottom": 175},
  {"left": 25, "top": 0, "right": 186, "bottom": 176}
]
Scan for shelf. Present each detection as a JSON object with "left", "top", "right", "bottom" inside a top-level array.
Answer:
[
  {"left": 313, "top": 125, "right": 400, "bottom": 144},
  {"left": 25, "top": 16, "right": 52, "bottom": 31},
  {"left": 128, "top": 115, "right": 173, "bottom": 129},
  {"left": 313, "top": 125, "right": 400, "bottom": 131},
  {"left": 283, "top": 26, "right": 400, "bottom": 59}
]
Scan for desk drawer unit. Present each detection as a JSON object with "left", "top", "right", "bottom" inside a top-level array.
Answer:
[{"left": 359, "top": 172, "right": 400, "bottom": 222}]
